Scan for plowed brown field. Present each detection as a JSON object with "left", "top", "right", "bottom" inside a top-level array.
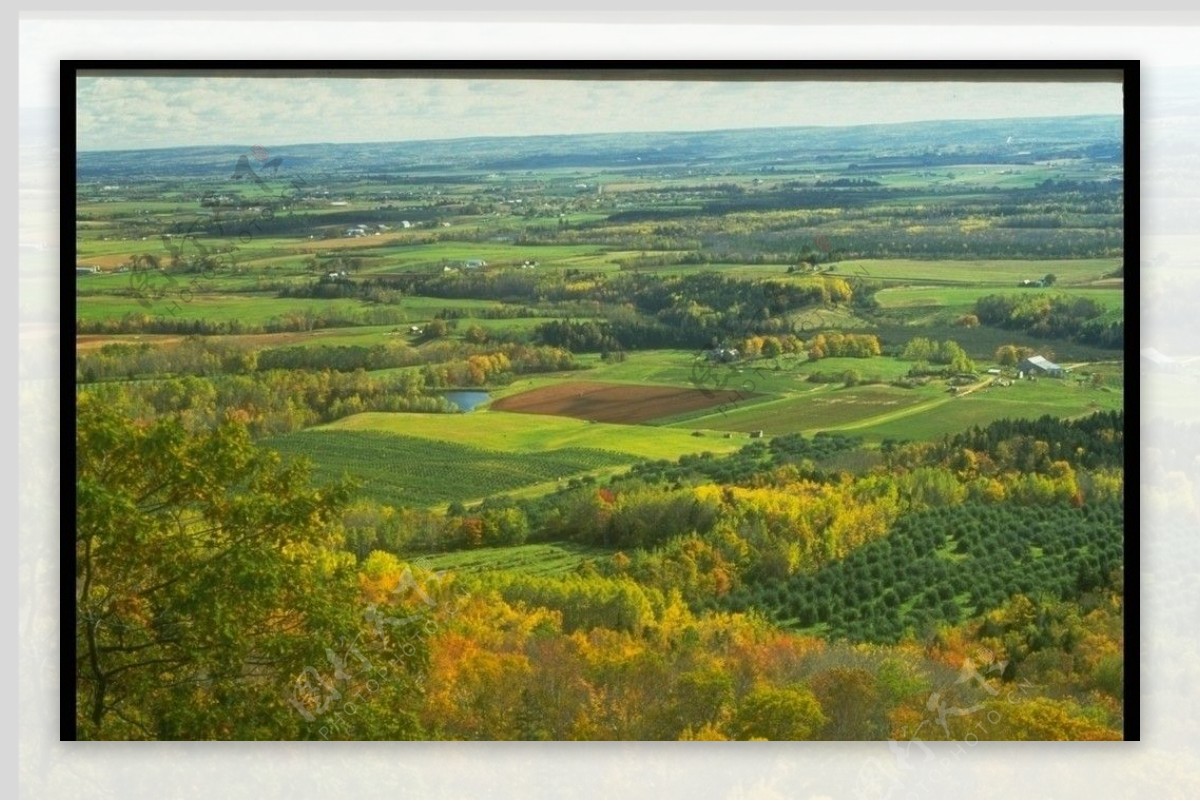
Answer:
[{"left": 490, "top": 381, "right": 758, "bottom": 424}]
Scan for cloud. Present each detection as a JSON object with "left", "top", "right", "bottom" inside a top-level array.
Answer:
[{"left": 75, "top": 75, "right": 1123, "bottom": 151}]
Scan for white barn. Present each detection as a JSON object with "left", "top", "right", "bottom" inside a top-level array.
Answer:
[{"left": 1018, "top": 355, "right": 1065, "bottom": 378}]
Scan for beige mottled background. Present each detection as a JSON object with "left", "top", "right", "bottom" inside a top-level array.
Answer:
[{"left": 19, "top": 14, "right": 1197, "bottom": 799}]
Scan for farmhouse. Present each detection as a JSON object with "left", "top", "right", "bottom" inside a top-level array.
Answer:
[
  {"left": 706, "top": 347, "right": 740, "bottom": 363},
  {"left": 1018, "top": 355, "right": 1065, "bottom": 378},
  {"left": 1019, "top": 278, "right": 1045, "bottom": 288}
]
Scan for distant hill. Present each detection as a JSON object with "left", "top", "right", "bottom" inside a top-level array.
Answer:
[{"left": 75, "top": 115, "right": 1123, "bottom": 180}]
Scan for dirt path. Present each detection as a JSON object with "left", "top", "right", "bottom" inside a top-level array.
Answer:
[
  {"left": 816, "top": 377, "right": 992, "bottom": 433},
  {"left": 671, "top": 384, "right": 833, "bottom": 427},
  {"left": 815, "top": 395, "right": 951, "bottom": 434},
  {"left": 952, "top": 377, "right": 994, "bottom": 398}
]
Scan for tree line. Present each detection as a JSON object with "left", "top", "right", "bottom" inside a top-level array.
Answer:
[
  {"left": 974, "top": 292, "right": 1123, "bottom": 349},
  {"left": 76, "top": 399, "right": 1125, "bottom": 740}
]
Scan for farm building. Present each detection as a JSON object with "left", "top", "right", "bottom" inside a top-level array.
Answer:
[
  {"left": 706, "top": 347, "right": 740, "bottom": 363},
  {"left": 76, "top": 265, "right": 100, "bottom": 276},
  {"left": 463, "top": 259, "right": 487, "bottom": 269},
  {"left": 1018, "top": 355, "right": 1065, "bottom": 378},
  {"left": 1141, "top": 347, "right": 1180, "bottom": 372}
]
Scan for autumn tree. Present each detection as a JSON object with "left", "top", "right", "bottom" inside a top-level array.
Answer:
[
  {"left": 939, "top": 340, "right": 976, "bottom": 373},
  {"left": 75, "top": 396, "right": 422, "bottom": 739},
  {"left": 732, "top": 685, "right": 827, "bottom": 740},
  {"left": 809, "top": 667, "right": 890, "bottom": 740},
  {"left": 995, "top": 344, "right": 1035, "bottom": 367},
  {"left": 423, "top": 319, "right": 449, "bottom": 339},
  {"left": 902, "top": 337, "right": 937, "bottom": 362}
]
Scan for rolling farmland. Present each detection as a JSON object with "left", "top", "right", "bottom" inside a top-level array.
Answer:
[
  {"left": 412, "top": 542, "right": 610, "bottom": 577},
  {"left": 264, "top": 429, "right": 631, "bottom": 508},
  {"left": 74, "top": 102, "right": 1130, "bottom": 743},
  {"left": 489, "top": 380, "right": 762, "bottom": 424}
]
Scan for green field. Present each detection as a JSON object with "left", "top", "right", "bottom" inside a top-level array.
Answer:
[
  {"left": 841, "top": 375, "right": 1125, "bottom": 442},
  {"left": 871, "top": 164, "right": 1062, "bottom": 189},
  {"left": 827, "top": 258, "right": 1119, "bottom": 286},
  {"left": 585, "top": 347, "right": 811, "bottom": 393},
  {"left": 75, "top": 232, "right": 325, "bottom": 268},
  {"left": 451, "top": 316, "right": 564, "bottom": 336},
  {"left": 320, "top": 410, "right": 746, "bottom": 461},
  {"left": 794, "top": 355, "right": 917, "bottom": 381},
  {"left": 660, "top": 358, "right": 1124, "bottom": 441},
  {"left": 74, "top": 290, "right": 517, "bottom": 329},
  {"left": 74, "top": 293, "right": 376, "bottom": 325},
  {"left": 877, "top": 285, "right": 1124, "bottom": 313},
  {"left": 74, "top": 270, "right": 305, "bottom": 294},
  {"left": 250, "top": 325, "right": 409, "bottom": 347},
  {"left": 672, "top": 384, "right": 933, "bottom": 434},
  {"left": 264, "top": 429, "right": 632, "bottom": 508},
  {"left": 411, "top": 541, "right": 610, "bottom": 578},
  {"left": 351, "top": 242, "right": 614, "bottom": 274},
  {"left": 76, "top": 324, "right": 414, "bottom": 351},
  {"left": 631, "top": 258, "right": 1118, "bottom": 292},
  {"left": 575, "top": 349, "right": 816, "bottom": 396},
  {"left": 571, "top": 349, "right": 717, "bottom": 387}
]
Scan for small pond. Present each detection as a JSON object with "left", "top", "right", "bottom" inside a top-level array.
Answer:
[{"left": 442, "top": 390, "right": 491, "bottom": 412}]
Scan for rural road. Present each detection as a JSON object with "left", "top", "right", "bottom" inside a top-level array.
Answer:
[{"left": 814, "top": 376, "right": 992, "bottom": 434}]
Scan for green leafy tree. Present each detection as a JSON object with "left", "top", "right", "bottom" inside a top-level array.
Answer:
[
  {"left": 481, "top": 506, "right": 530, "bottom": 546},
  {"left": 902, "top": 337, "right": 936, "bottom": 362},
  {"left": 937, "top": 340, "right": 975, "bottom": 373},
  {"left": 423, "top": 319, "right": 449, "bottom": 339},
  {"left": 667, "top": 666, "right": 735, "bottom": 737},
  {"left": 75, "top": 396, "right": 421, "bottom": 740},
  {"left": 732, "top": 685, "right": 827, "bottom": 740}
]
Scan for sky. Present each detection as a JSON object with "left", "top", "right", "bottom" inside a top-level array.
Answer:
[{"left": 74, "top": 74, "right": 1124, "bottom": 152}]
